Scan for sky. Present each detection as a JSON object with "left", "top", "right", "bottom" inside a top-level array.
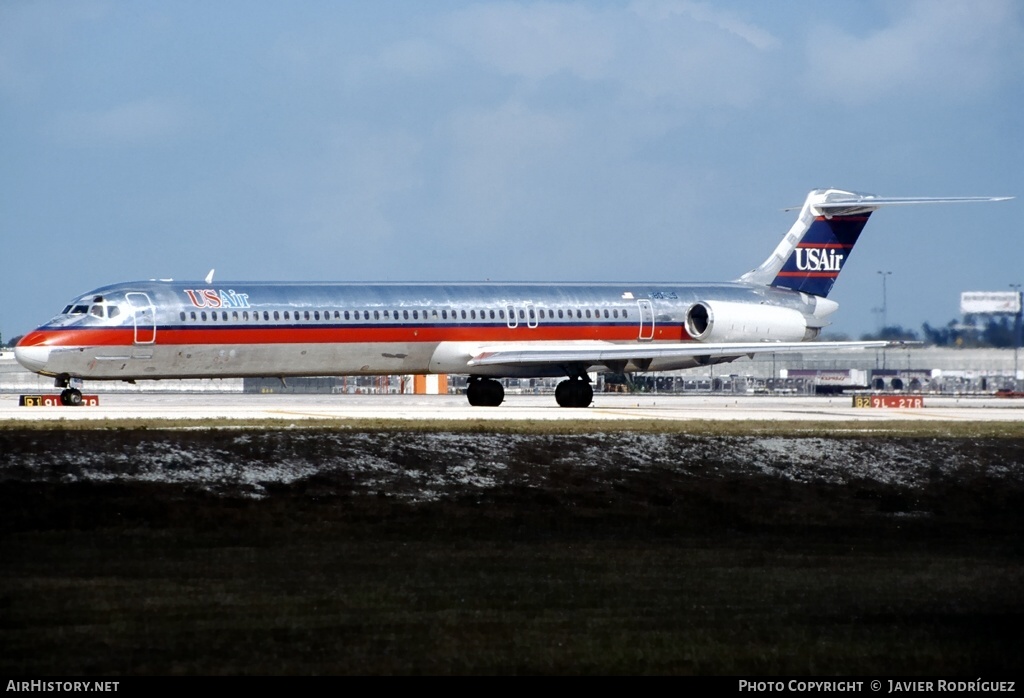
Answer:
[{"left": 2, "top": 0, "right": 1022, "bottom": 341}]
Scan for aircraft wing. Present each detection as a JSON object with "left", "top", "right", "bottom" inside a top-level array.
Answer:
[{"left": 467, "top": 340, "right": 892, "bottom": 369}]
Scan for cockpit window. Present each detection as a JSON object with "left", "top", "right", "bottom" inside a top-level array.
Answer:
[
  {"left": 70, "top": 305, "right": 89, "bottom": 315},
  {"left": 108, "top": 306, "right": 120, "bottom": 318},
  {"left": 89, "top": 305, "right": 104, "bottom": 318}
]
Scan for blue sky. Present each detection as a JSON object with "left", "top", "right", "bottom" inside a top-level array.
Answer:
[{"left": 2, "top": 0, "right": 1021, "bottom": 340}]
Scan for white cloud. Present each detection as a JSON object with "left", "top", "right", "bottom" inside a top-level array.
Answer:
[
  {"left": 444, "top": 0, "right": 779, "bottom": 111},
  {"left": 45, "top": 97, "right": 196, "bottom": 147},
  {"left": 445, "top": 100, "right": 571, "bottom": 232},
  {"left": 632, "top": 0, "right": 780, "bottom": 51},
  {"left": 806, "top": 0, "right": 1023, "bottom": 104},
  {"left": 446, "top": 2, "right": 616, "bottom": 81},
  {"left": 378, "top": 39, "right": 451, "bottom": 78},
  {"left": 300, "top": 126, "right": 425, "bottom": 248}
]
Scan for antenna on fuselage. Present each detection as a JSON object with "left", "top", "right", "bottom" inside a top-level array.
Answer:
[{"left": 205, "top": 269, "right": 215, "bottom": 284}]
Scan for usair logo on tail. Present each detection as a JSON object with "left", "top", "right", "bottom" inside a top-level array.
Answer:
[{"left": 795, "top": 248, "right": 844, "bottom": 273}]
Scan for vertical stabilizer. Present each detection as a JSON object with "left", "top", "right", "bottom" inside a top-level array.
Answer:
[{"left": 739, "top": 189, "right": 1011, "bottom": 298}]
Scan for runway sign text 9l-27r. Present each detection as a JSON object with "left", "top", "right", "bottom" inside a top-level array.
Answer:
[{"left": 852, "top": 395, "right": 924, "bottom": 409}]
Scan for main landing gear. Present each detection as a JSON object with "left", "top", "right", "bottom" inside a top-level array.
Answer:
[
  {"left": 466, "top": 377, "right": 505, "bottom": 407},
  {"left": 555, "top": 377, "right": 593, "bottom": 408},
  {"left": 465, "top": 375, "right": 593, "bottom": 408}
]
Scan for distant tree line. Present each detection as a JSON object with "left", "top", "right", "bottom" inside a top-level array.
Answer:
[{"left": 859, "top": 316, "right": 1021, "bottom": 348}]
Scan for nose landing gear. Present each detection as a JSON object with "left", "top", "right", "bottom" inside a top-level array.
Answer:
[
  {"left": 60, "top": 388, "right": 84, "bottom": 406},
  {"left": 55, "top": 374, "right": 84, "bottom": 406}
]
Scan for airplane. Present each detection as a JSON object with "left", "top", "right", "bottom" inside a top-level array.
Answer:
[{"left": 14, "top": 188, "right": 1010, "bottom": 407}]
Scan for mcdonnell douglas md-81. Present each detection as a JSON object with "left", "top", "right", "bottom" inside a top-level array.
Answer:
[{"left": 15, "top": 189, "right": 1010, "bottom": 407}]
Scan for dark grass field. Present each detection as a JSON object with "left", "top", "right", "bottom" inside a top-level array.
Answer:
[{"left": 1, "top": 425, "right": 1022, "bottom": 675}]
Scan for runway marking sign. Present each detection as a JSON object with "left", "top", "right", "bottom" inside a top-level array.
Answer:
[
  {"left": 852, "top": 395, "right": 924, "bottom": 409},
  {"left": 19, "top": 395, "right": 100, "bottom": 407}
]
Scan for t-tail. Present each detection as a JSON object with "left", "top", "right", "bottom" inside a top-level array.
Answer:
[{"left": 739, "top": 188, "right": 1012, "bottom": 298}]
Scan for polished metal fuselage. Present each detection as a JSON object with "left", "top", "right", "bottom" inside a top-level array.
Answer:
[{"left": 18, "top": 280, "right": 824, "bottom": 381}]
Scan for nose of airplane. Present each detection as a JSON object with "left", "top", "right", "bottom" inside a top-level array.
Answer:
[{"left": 14, "top": 343, "right": 52, "bottom": 374}]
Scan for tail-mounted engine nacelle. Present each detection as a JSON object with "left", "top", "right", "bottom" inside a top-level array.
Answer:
[{"left": 685, "top": 300, "right": 818, "bottom": 342}]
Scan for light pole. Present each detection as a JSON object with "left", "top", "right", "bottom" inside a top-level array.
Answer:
[
  {"left": 1012, "top": 283, "right": 1022, "bottom": 389},
  {"left": 877, "top": 270, "right": 892, "bottom": 333}
]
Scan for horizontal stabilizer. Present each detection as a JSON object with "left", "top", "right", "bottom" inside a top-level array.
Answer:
[{"left": 814, "top": 195, "right": 1012, "bottom": 217}]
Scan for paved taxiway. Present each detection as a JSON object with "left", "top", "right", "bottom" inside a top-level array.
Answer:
[{"left": 2, "top": 392, "right": 1023, "bottom": 422}]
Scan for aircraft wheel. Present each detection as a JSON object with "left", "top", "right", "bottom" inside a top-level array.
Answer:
[
  {"left": 466, "top": 379, "right": 484, "bottom": 406},
  {"left": 483, "top": 379, "right": 504, "bottom": 407},
  {"left": 555, "top": 380, "right": 570, "bottom": 407},
  {"left": 61, "top": 388, "right": 83, "bottom": 406},
  {"left": 467, "top": 378, "right": 504, "bottom": 407},
  {"left": 555, "top": 379, "right": 592, "bottom": 408},
  {"left": 578, "top": 381, "right": 593, "bottom": 407}
]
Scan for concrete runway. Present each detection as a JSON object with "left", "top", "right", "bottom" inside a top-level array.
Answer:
[{"left": 2, "top": 391, "right": 1024, "bottom": 423}]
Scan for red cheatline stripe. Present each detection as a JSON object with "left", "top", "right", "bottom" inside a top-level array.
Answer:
[
  {"left": 25, "top": 323, "right": 694, "bottom": 347},
  {"left": 775, "top": 271, "right": 839, "bottom": 278},
  {"left": 796, "top": 243, "right": 854, "bottom": 249}
]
